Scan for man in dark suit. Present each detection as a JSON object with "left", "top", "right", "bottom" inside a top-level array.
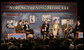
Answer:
[
  {"left": 72, "top": 20, "right": 82, "bottom": 38},
  {"left": 62, "top": 20, "right": 73, "bottom": 38},
  {"left": 16, "top": 20, "right": 24, "bottom": 33},
  {"left": 23, "top": 21, "right": 30, "bottom": 36},
  {"left": 41, "top": 20, "right": 49, "bottom": 39}
]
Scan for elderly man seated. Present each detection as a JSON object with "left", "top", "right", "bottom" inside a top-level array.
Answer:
[{"left": 16, "top": 20, "right": 24, "bottom": 33}]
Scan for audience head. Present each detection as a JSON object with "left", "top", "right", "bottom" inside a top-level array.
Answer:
[
  {"left": 69, "top": 43, "right": 74, "bottom": 49},
  {"left": 8, "top": 45, "right": 19, "bottom": 49},
  {"left": 7, "top": 42, "right": 13, "bottom": 46},
  {"left": 1, "top": 43, "right": 8, "bottom": 49},
  {"left": 75, "top": 44, "right": 83, "bottom": 49},
  {"left": 1, "top": 38, "right": 5, "bottom": 43},
  {"left": 27, "top": 34, "right": 34, "bottom": 38},
  {"left": 1, "top": 37, "right": 83, "bottom": 49}
]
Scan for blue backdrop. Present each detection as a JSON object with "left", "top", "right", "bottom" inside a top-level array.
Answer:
[
  {"left": 1, "top": 2, "right": 77, "bottom": 39},
  {"left": 2, "top": 12, "right": 76, "bottom": 39}
]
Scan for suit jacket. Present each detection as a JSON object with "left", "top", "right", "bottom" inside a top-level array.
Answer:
[
  {"left": 16, "top": 24, "right": 24, "bottom": 33},
  {"left": 62, "top": 24, "right": 72, "bottom": 34},
  {"left": 73, "top": 24, "right": 82, "bottom": 34},
  {"left": 41, "top": 23, "right": 49, "bottom": 34},
  {"left": 17, "top": 24, "right": 23, "bottom": 30},
  {"left": 74, "top": 24, "right": 81, "bottom": 31},
  {"left": 23, "top": 24, "right": 30, "bottom": 31}
]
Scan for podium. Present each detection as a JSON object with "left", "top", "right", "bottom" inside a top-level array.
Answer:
[{"left": 8, "top": 33, "right": 26, "bottom": 39}]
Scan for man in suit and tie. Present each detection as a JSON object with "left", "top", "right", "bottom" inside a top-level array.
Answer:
[
  {"left": 62, "top": 20, "right": 73, "bottom": 38},
  {"left": 23, "top": 20, "right": 30, "bottom": 36},
  {"left": 72, "top": 20, "right": 82, "bottom": 38},
  {"left": 16, "top": 20, "right": 24, "bottom": 33},
  {"left": 41, "top": 20, "right": 49, "bottom": 39}
]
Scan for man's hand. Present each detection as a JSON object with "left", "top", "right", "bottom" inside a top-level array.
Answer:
[
  {"left": 26, "top": 32, "right": 30, "bottom": 34},
  {"left": 76, "top": 31, "right": 79, "bottom": 33},
  {"left": 22, "top": 26, "right": 24, "bottom": 28},
  {"left": 44, "top": 32, "right": 47, "bottom": 34},
  {"left": 26, "top": 28, "right": 29, "bottom": 30},
  {"left": 42, "top": 29, "right": 44, "bottom": 31}
]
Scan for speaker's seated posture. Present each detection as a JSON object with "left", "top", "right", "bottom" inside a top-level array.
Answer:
[
  {"left": 52, "top": 21, "right": 59, "bottom": 38},
  {"left": 23, "top": 20, "right": 34, "bottom": 36},
  {"left": 62, "top": 20, "right": 73, "bottom": 38},
  {"left": 72, "top": 20, "right": 83, "bottom": 38},
  {"left": 15, "top": 20, "right": 24, "bottom": 33},
  {"left": 41, "top": 20, "right": 49, "bottom": 39}
]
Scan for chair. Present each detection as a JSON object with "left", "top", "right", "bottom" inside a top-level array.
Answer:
[
  {"left": 14, "top": 26, "right": 25, "bottom": 33},
  {"left": 39, "top": 26, "right": 42, "bottom": 31},
  {"left": 14, "top": 26, "right": 19, "bottom": 33}
]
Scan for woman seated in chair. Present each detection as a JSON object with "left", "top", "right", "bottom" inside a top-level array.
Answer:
[{"left": 52, "top": 21, "right": 59, "bottom": 39}]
